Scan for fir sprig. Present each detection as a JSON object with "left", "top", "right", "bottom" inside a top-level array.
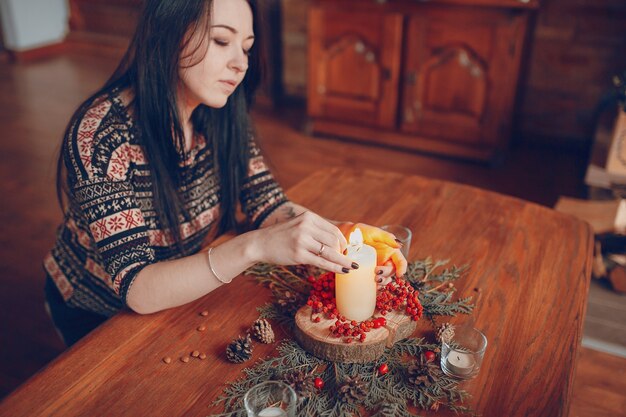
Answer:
[
  {"left": 211, "top": 259, "right": 476, "bottom": 416},
  {"left": 210, "top": 338, "right": 474, "bottom": 416}
]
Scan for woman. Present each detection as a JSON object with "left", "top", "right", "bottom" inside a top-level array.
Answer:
[{"left": 44, "top": 0, "right": 407, "bottom": 346}]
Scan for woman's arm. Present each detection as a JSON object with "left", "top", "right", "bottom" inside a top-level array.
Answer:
[
  {"left": 259, "top": 202, "right": 308, "bottom": 226},
  {"left": 126, "top": 209, "right": 354, "bottom": 314}
]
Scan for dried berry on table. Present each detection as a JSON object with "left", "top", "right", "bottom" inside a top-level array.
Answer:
[{"left": 162, "top": 357, "right": 171, "bottom": 364}]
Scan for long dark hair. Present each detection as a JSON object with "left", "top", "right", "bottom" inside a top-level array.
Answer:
[{"left": 57, "top": 0, "right": 264, "bottom": 253}]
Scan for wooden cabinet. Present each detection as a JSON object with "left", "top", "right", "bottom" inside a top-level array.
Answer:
[
  {"left": 308, "top": 9, "right": 403, "bottom": 128},
  {"left": 307, "top": 0, "right": 538, "bottom": 161}
]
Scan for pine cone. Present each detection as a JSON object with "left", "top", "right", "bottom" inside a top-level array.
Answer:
[
  {"left": 436, "top": 322, "right": 455, "bottom": 344},
  {"left": 276, "top": 290, "right": 303, "bottom": 314},
  {"left": 283, "top": 370, "right": 316, "bottom": 398},
  {"left": 225, "top": 334, "right": 253, "bottom": 363},
  {"left": 251, "top": 318, "right": 275, "bottom": 344},
  {"left": 407, "top": 354, "right": 441, "bottom": 388},
  {"left": 338, "top": 375, "right": 368, "bottom": 405}
]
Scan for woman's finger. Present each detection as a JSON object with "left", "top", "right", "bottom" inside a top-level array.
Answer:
[
  {"left": 389, "top": 250, "right": 408, "bottom": 277},
  {"left": 303, "top": 250, "right": 352, "bottom": 275},
  {"left": 319, "top": 240, "right": 355, "bottom": 270},
  {"left": 375, "top": 264, "right": 394, "bottom": 278},
  {"left": 311, "top": 215, "right": 348, "bottom": 252},
  {"left": 305, "top": 233, "right": 353, "bottom": 271}
]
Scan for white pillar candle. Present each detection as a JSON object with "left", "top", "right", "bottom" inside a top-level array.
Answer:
[
  {"left": 445, "top": 350, "right": 475, "bottom": 375},
  {"left": 335, "top": 228, "right": 377, "bottom": 322}
]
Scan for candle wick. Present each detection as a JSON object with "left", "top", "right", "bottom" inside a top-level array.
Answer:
[{"left": 457, "top": 355, "right": 460, "bottom": 361}]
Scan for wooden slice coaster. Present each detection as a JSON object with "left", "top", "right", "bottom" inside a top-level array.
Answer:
[{"left": 293, "top": 305, "right": 417, "bottom": 363}]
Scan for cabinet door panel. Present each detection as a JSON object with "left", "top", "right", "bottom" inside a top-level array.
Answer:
[
  {"left": 402, "top": 8, "right": 526, "bottom": 146},
  {"left": 308, "top": 7, "right": 403, "bottom": 128}
]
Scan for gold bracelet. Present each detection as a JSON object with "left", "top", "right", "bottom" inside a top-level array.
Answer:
[{"left": 207, "top": 247, "right": 232, "bottom": 284}]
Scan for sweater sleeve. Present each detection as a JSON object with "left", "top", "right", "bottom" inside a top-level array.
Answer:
[
  {"left": 239, "top": 137, "right": 289, "bottom": 229},
  {"left": 65, "top": 98, "right": 154, "bottom": 303}
]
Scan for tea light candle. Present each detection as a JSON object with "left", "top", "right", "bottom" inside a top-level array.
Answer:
[
  {"left": 335, "top": 228, "right": 377, "bottom": 322},
  {"left": 257, "top": 407, "right": 287, "bottom": 417},
  {"left": 446, "top": 350, "right": 475, "bottom": 375}
]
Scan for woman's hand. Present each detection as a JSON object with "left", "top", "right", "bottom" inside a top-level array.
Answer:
[
  {"left": 338, "top": 222, "right": 408, "bottom": 278},
  {"left": 250, "top": 211, "right": 357, "bottom": 274}
]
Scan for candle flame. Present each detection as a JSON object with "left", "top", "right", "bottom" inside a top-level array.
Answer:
[{"left": 348, "top": 228, "right": 364, "bottom": 253}]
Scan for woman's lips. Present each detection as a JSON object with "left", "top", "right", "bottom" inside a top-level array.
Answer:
[{"left": 218, "top": 80, "right": 237, "bottom": 93}]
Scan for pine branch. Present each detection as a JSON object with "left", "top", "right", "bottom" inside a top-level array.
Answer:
[{"left": 212, "top": 259, "right": 477, "bottom": 416}]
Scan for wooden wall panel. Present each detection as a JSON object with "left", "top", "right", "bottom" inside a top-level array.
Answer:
[
  {"left": 518, "top": 0, "right": 626, "bottom": 143},
  {"left": 281, "top": 0, "right": 309, "bottom": 98},
  {"left": 69, "top": 0, "right": 142, "bottom": 37}
]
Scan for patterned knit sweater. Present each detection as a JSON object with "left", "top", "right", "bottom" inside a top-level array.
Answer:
[{"left": 44, "top": 90, "right": 288, "bottom": 317}]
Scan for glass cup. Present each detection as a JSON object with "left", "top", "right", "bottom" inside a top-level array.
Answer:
[
  {"left": 381, "top": 224, "right": 412, "bottom": 259},
  {"left": 243, "top": 381, "right": 297, "bottom": 417},
  {"left": 440, "top": 326, "right": 487, "bottom": 380}
]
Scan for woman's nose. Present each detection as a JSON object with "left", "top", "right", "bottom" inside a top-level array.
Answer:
[{"left": 230, "top": 50, "right": 248, "bottom": 73}]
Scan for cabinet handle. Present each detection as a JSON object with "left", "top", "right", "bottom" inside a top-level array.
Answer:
[
  {"left": 414, "top": 101, "right": 423, "bottom": 121},
  {"left": 404, "top": 108, "right": 414, "bottom": 123},
  {"left": 405, "top": 71, "right": 417, "bottom": 85},
  {"left": 381, "top": 68, "right": 391, "bottom": 80}
]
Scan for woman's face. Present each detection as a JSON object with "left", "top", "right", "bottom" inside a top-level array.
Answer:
[{"left": 178, "top": 0, "right": 254, "bottom": 111}]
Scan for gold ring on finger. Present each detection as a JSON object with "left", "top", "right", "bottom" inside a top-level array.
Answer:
[{"left": 317, "top": 243, "right": 326, "bottom": 257}]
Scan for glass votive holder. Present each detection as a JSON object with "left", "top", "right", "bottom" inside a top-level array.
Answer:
[
  {"left": 381, "top": 224, "right": 412, "bottom": 259},
  {"left": 440, "top": 327, "right": 487, "bottom": 380},
  {"left": 243, "top": 381, "right": 297, "bottom": 417}
]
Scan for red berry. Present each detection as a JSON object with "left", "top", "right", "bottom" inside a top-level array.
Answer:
[
  {"left": 425, "top": 350, "right": 436, "bottom": 362},
  {"left": 378, "top": 363, "right": 389, "bottom": 375},
  {"left": 314, "top": 377, "right": 324, "bottom": 390}
]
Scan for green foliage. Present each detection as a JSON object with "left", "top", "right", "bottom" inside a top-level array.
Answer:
[
  {"left": 211, "top": 259, "right": 476, "bottom": 416},
  {"left": 210, "top": 340, "right": 473, "bottom": 417}
]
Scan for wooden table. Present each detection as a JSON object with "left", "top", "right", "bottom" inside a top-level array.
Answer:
[{"left": 0, "top": 169, "right": 593, "bottom": 417}]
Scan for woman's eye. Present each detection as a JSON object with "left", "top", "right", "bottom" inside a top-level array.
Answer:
[
  {"left": 213, "top": 39, "right": 229, "bottom": 47},
  {"left": 243, "top": 49, "right": 251, "bottom": 56}
]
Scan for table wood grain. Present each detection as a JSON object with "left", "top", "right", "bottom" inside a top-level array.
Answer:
[{"left": 0, "top": 169, "right": 593, "bottom": 417}]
